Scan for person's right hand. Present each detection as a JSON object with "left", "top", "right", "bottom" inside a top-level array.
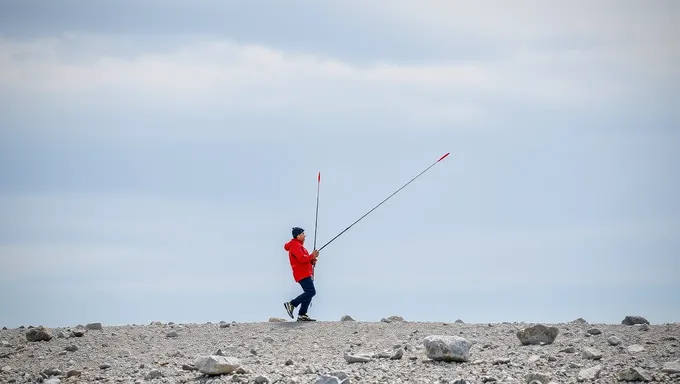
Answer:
[{"left": 312, "top": 250, "right": 319, "bottom": 258}]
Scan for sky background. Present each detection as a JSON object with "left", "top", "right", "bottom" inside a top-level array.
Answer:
[{"left": 1, "top": 0, "right": 678, "bottom": 328}]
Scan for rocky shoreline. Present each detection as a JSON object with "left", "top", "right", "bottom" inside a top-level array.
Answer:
[{"left": 1, "top": 315, "right": 678, "bottom": 383}]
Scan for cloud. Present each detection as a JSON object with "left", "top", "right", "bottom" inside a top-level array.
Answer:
[{"left": 2, "top": 10, "right": 675, "bottom": 143}]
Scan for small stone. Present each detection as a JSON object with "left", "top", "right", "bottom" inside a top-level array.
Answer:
[
  {"left": 99, "top": 363, "right": 111, "bottom": 369},
  {"left": 166, "top": 330, "right": 178, "bottom": 338},
  {"left": 390, "top": 348, "right": 404, "bottom": 360},
  {"left": 343, "top": 351, "right": 372, "bottom": 363},
  {"left": 285, "top": 359, "right": 294, "bottom": 365},
  {"left": 618, "top": 367, "right": 653, "bottom": 382},
  {"left": 315, "top": 375, "right": 342, "bottom": 384},
  {"left": 145, "top": 369, "right": 162, "bottom": 380},
  {"left": 607, "top": 336, "right": 622, "bottom": 346},
  {"left": 560, "top": 346, "right": 576, "bottom": 353},
  {"left": 577, "top": 365, "right": 602, "bottom": 382},
  {"left": 194, "top": 355, "right": 241, "bottom": 375},
  {"left": 524, "top": 372, "right": 551, "bottom": 384},
  {"left": 340, "top": 315, "right": 355, "bottom": 321},
  {"left": 71, "top": 329, "right": 85, "bottom": 337},
  {"left": 254, "top": 376, "right": 270, "bottom": 384},
  {"left": 586, "top": 328, "right": 601, "bottom": 335},
  {"left": 493, "top": 357, "right": 511, "bottom": 365},
  {"left": 65, "top": 345, "right": 78, "bottom": 352},
  {"left": 661, "top": 360, "right": 680, "bottom": 373},
  {"left": 66, "top": 370, "right": 81, "bottom": 378},
  {"left": 43, "top": 368, "right": 62, "bottom": 376},
  {"left": 628, "top": 344, "right": 645, "bottom": 353},
  {"left": 582, "top": 347, "right": 602, "bottom": 360}
]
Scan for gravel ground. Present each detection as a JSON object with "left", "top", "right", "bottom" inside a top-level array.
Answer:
[{"left": 1, "top": 315, "right": 678, "bottom": 383}]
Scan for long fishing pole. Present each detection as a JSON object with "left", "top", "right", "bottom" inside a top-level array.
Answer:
[
  {"left": 318, "top": 152, "right": 450, "bottom": 251},
  {"left": 313, "top": 172, "right": 320, "bottom": 250}
]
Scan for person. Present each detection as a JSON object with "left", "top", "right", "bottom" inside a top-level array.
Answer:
[{"left": 283, "top": 227, "right": 319, "bottom": 321}]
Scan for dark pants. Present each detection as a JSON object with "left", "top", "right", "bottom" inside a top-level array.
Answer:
[{"left": 291, "top": 276, "right": 316, "bottom": 315}]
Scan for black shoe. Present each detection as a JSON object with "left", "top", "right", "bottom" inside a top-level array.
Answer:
[
  {"left": 284, "top": 302, "right": 294, "bottom": 319},
  {"left": 297, "top": 314, "right": 316, "bottom": 322}
]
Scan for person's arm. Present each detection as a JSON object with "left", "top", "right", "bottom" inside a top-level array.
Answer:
[{"left": 290, "top": 243, "right": 317, "bottom": 263}]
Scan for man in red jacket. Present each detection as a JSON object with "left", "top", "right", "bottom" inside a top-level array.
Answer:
[{"left": 283, "top": 227, "right": 319, "bottom": 321}]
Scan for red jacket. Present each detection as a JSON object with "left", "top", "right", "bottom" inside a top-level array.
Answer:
[{"left": 284, "top": 238, "right": 316, "bottom": 282}]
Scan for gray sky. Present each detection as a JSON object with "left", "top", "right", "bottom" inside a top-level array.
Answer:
[{"left": 1, "top": 0, "right": 678, "bottom": 328}]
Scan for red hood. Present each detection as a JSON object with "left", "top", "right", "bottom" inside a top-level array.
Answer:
[{"left": 284, "top": 238, "right": 303, "bottom": 251}]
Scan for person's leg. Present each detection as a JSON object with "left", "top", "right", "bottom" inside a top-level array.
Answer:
[
  {"left": 286, "top": 277, "right": 315, "bottom": 317},
  {"left": 296, "top": 277, "right": 316, "bottom": 316}
]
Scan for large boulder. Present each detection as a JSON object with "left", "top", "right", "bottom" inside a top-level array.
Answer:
[
  {"left": 193, "top": 355, "right": 241, "bottom": 375},
  {"left": 621, "top": 316, "right": 649, "bottom": 326},
  {"left": 516, "top": 324, "right": 558, "bottom": 345},
  {"left": 423, "top": 335, "right": 472, "bottom": 362},
  {"left": 381, "top": 316, "right": 405, "bottom": 323},
  {"left": 85, "top": 322, "right": 103, "bottom": 330},
  {"left": 26, "top": 326, "right": 52, "bottom": 342}
]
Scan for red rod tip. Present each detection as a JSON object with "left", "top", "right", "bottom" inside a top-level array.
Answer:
[
  {"left": 437, "top": 152, "right": 450, "bottom": 162},
  {"left": 317, "top": 172, "right": 321, "bottom": 181}
]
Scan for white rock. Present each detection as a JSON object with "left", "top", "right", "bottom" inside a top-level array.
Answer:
[
  {"left": 344, "top": 351, "right": 372, "bottom": 363},
  {"left": 194, "top": 355, "right": 241, "bottom": 375},
  {"left": 423, "top": 335, "right": 472, "bottom": 362},
  {"left": 577, "top": 365, "right": 602, "bottom": 382},
  {"left": 582, "top": 347, "right": 602, "bottom": 360}
]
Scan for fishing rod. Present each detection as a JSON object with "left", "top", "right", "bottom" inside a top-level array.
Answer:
[
  {"left": 317, "top": 152, "right": 450, "bottom": 251},
  {"left": 313, "top": 172, "right": 320, "bottom": 250}
]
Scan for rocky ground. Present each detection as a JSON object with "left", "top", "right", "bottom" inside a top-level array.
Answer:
[{"left": 1, "top": 315, "right": 679, "bottom": 384}]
